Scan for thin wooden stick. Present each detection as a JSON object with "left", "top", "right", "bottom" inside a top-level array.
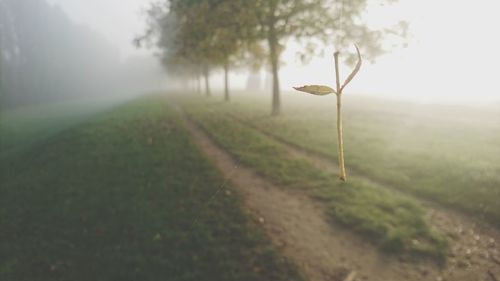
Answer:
[
  {"left": 334, "top": 51, "right": 347, "bottom": 182},
  {"left": 343, "top": 271, "right": 357, "bottom": 281}
]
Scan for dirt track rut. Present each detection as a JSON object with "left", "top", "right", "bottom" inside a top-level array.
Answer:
[{"left": 176, "top": 105, "right": 500, "bottom": 281}]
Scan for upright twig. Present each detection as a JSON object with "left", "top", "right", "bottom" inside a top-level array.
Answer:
[
  {"left": 333, "top": 51, "right": 346, "bottom": 181},
  {"left": 294, "top": 44, "right": 362, "bottom": 182}
]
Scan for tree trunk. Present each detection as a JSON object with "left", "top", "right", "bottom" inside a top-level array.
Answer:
[
  {"left": 204, "top": 66, "right": 211, "bottom": 97},
  {"left": 181, "top": 78, "right": 189, "bottom": 92},
  {"left": 196, "top": 75, "right": 201, "bottom": 94},
  {"left": 224, "top": 62, "right": 230, "bottom": 102},
  {"left": 268, "top": 31, "right": 280, "bottom": 116}
]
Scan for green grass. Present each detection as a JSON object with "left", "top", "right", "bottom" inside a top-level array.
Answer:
[
  {"left": 0, "top": 96, "right": 303, "bottom": 281},
  {"left": 196, "top": 94, "right": 500, "bottom": 228},
  {"left": 0, "top": 98, "right": 122, "bottom": 161},
  {"left": 178, "top": 96, "right": 448, "bottom": 261}
]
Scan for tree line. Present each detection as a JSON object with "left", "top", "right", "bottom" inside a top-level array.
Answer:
[
  {"left": 0, "top": 0, "right": 120, "bottom": 108},
  {"left": 0, "top": 0, "right": 166, "bottom": 110},
  {"left": 138, "top": 0, "right": 406, "bottom": 115}
]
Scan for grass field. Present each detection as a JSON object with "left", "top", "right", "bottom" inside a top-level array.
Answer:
[
  {"left": 0, "top": 96, "right": 302, "bottom": 281},
  {"left": 177, "top": 96, "right": 448, "bottom": 260},
  {"left": 185, "top": 93, "right": 500, "bottom": 227},
  {"left": 0, "top": 98, "right": 123, "bottom": 161}
]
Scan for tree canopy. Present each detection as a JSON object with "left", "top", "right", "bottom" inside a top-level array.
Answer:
[
  {"left": 1, "top": 0, "right": 166, "bottom": 109},
  {"left": 139, "top": 0, "right": 258, "bottom": 99},
  {"left": 139, "top": 0, "right": 405, "bottom": 114},
  {"left": 0, "top": 0, "right": 120, "bottom": 108}
]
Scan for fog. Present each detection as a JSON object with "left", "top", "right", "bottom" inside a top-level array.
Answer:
[
  {"left": 45, "top": 0, "right": 153, "bottom": 59},
  {"left": 286, "top": 0, "right": 500, "bottom": 103},
  {"left": 1, "top": 1, "right": 500, "bottom": 280},
  {"left": 1, "top": 0, "right": 499, "bottom": 110},
  {"left": 209, "top": 0, "right": 500, "bottom": 104},
  {"left": 0, "top": 0, "right": 165, "bottom": 109}
]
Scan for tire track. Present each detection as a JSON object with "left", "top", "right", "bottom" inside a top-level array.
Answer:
[
  {"left": 173, "top": 104, "right": 461, "bottom": 281},
  {"left": 223, "top": 111, "right": 500, "bottom": 281}
]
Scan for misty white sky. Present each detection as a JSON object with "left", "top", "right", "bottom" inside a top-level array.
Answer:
[
  {"left": 47, "top": 0, "right": 500, "bottom": 103},
  {"left": 47, "top": 0, "right": 154, "bottom": 58}
]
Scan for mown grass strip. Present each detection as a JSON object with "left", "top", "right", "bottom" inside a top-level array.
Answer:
[
  {"left": 0, "top": 96, "right": 303, "bottom": 281},
  {"left": 178, "top": 97, "right": 448, "bottom": 261},
  {"left": 204, "top": 96, "right": 500, "bottom": 229}
]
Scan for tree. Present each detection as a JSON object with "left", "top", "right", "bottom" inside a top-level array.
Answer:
[
  {"left": 139, "top": 0, "right": 404, "bottom": 109},
  {"left": 0, "top": 0, "right": 124, "bottom": 109},
  {"left": 139, "top": 0, "right": 259, "bottom": 100},
  {"left": 249, "top": 0, "right": 329, "bottom": 115},
  {"left": 249, "top": 0, "right": 402, "bottom": 115},
  {"left": 207, "top": 0, "right": 259, "bottom": 101},
  {"left": 139, "top": 1, "right": 215, "bottom": 96}
]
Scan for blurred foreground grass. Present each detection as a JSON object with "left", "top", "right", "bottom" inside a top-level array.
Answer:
[{"left": 0, "top": 96, "right": 302, "bottom": 281}]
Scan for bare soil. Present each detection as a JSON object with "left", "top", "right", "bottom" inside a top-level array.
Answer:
[
  {"left": 177, "top": 106, "right": 500, "bottom": 281},
  {"left": 229, "top": 113, "right": 500, "bottom": 281}
]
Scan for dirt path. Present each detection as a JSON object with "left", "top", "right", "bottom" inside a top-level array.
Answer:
[
  {"left": 225, "top": 113, "right": 500, "bottom": 281},
  {"left": 175, "top": 105, "right": 449, "bottom": 281}
]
